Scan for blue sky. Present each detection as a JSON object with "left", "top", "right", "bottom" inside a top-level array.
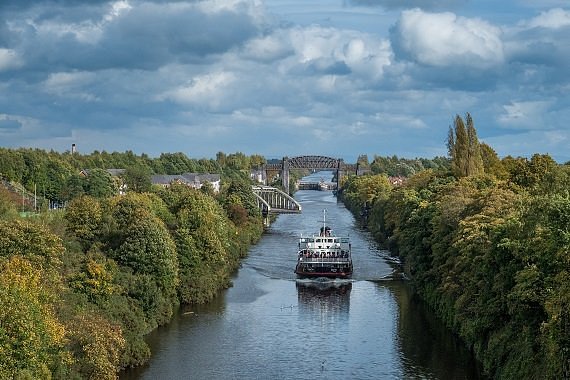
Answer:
[{"left": 0, "top": 0, "right": 569, "bottom": 162}]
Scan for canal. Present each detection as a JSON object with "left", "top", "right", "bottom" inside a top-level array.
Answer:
[{"left": 122, "top": 172, "right": 483, "bottom": 379}]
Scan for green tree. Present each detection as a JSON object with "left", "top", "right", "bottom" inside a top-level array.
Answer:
[
  {"left": 122, "top": 166, "right": 152, "bottom": 193},
  {"left": 448, "top": 113, "right": 483, "bottom": 178},
  {"left": 85, "top": 169, "right": 116, "bottom": 198},
  {"left": 65, "top": 196, "right": 103, "bottom": 250},
  {"left": 62, "top": 173, "right": 86, "bottom": 201}
]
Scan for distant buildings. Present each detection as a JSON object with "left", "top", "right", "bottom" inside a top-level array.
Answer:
[
  {"left": 151, "top": 173, "right": 221, "bottom": 193},
  {"left": 388, "top": 176, "right": 406, "bottom": 186},
  {"left": 250, "top": 169, "right": 266, "bottom": 184},
  {"left": 80, "top": 169, "right": 221, "bottom": 194}
]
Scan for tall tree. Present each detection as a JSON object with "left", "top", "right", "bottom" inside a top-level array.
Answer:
[
  {"left": 448, "top": 113, "right": 483, "bottom": 178},
  {"left": 465, "top": 113, "right": 484, "bottom": 176}
]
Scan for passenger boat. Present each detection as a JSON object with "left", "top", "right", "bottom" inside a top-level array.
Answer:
[{"left": 294, "top": 210, "right": 353, "bottom": 278}]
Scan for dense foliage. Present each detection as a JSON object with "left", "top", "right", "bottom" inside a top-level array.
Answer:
[
  {"left": 360, "top": 154, "right": 450, "bottom": 177},
  {"left": 341, "top": 119, "right": 569, "bottom": 379},
  {"left": 0, "top": 147, "right": 264, "bottom": 206},
  {"left": 0, "top": 148, "right": 264, "bottom": 379}
]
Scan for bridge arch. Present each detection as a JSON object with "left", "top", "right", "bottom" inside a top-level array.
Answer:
[
  {"left": 281, "top": 155, "right": 344, "bottom": 194},
  {"left": 287, "top": 155, "right": 342, "bottom": 170}
]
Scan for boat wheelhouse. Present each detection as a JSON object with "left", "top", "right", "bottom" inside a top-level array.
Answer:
[{"left": 294, "top": 211, "right": 353, "bottom": 278}]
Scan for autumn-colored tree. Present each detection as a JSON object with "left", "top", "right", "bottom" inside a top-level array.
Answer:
[
  {"left": 0, "top": 256, "right": 69, "bottom": 379},
  {"left": 0, "top": 219, "right": 64, "bottom": 269},
  {"left": 0, "top": 186, "right": 18, "bottom": 220},
  {"left": 65, "top": 195, "right": 103, "bottom": 250},
  {"left": 67, "top": 312, "right": 125, "bottom": 380}
]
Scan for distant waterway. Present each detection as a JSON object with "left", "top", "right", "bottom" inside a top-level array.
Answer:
[{"left": 121, "top": 172, "right": 484, "bottom": 380}]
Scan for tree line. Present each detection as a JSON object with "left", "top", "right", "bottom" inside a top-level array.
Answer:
[
  {"left": 0, "top": 148, "right": 267, "bottom": 207},
  {"left": 341, "top": 113, "right": 569, "bottom": 379},
  {"left": 0, "top": 149, "right": 265, "bottom": 379}
]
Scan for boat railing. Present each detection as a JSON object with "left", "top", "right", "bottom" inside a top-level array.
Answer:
[{"left": 297, "top": 257, "right": 352, "bottom": 264}]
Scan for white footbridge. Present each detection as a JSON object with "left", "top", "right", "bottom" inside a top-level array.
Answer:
[{"left": 252, "top": 186, "right": 301, "bottom": 218}]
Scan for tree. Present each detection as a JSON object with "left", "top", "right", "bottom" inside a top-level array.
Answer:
[
  {"left": 62, "top": 173, "right": 86, "bottom": 201},
  {"left": 480, "top": 143, "right": 506, "bottom": 179},
  {"left": 448, "top": 113, "right": 483, "bottom": 178},
  {"left": 0, "top": 187, "right": 18, "bottom": 220},
  {"left": 65, "top": 195, "right": 103, "bottom": 250},
  {"left": 0, "top": 219, "right": 64, "bottom": 269},
  {"left": 357, "top": 154, "right": 369, "bottom": 166},
  {"left": 0, "top": 256, "right": 68, "bottom": 379},
  {"left": 85, "top": 169, "right": 117, "bottom": 198},
  {"left": 67, "top": 312, "right": 125, "bottom": 380},
  {"left": 122, "top": 166, "right": 152, "bottom": 193}
]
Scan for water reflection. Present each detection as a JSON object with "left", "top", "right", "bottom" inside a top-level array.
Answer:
[{"left": 296, "top": 280, "right": 352, "bottom": 319}]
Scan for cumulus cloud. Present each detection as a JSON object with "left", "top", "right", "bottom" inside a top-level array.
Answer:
[
  {"left": 524, "top": 8, "right": 570, "bottom": 29},
  {"left": 241, "top": 32, "right": 294, "bottom": 62},
  {"left": 5, "top": 0, "right": 261, "bottom": 72},
  {"left": 0, "top": 0, "right": 569, "bottom": 162},
  {"left": 159, "top": 72, "right": 237, "bottom": 110},
  {"left": 391, "top": 8, "right": 504, "bottom": 69},
  {"left": 40, "top": 71, "right": 100, "bottom": 103},
  {"left": 504, "top": 8, "right": 570, "bottom": 72},
  {"left": 285, "top": 26, "right": 393, "bottom": 80}
]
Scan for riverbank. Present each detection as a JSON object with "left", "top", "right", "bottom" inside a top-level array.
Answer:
[{"left": 339, "top": 170, "right": 569, "bottom": 379}]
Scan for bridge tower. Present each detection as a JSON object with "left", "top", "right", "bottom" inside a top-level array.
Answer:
[
  {"left": 282, "top": 157, "right": 290, "bottom": 194},
  {"left": 336, "top": 159, "right": 344, "bottom": 187}
]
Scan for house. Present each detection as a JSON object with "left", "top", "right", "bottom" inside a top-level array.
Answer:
[
  {"left": 388, "top": 176, "right": 406, "bottom": 186},
  {"left": 250, "top": 169, "right": 266, "bottom": 184},
  {"left": 151, "top": 173, "right": 221, "bottom": 193}
]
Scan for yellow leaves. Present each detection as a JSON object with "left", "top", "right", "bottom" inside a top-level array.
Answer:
[
  {"left": 68, "top": 313, "right": 126, "bottom": 380},
  {"left": 65, "top": 195, "right": 103, "bottom": 244},
  {"left": 0, "top": 256, "right": 67, "bottom": 378},
  {"left": 0, "top": 219, "right": 64, "bottom": 269}
]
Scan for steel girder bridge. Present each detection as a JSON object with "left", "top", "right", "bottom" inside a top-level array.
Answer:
[
  {"left": 252, "top": 185, "right": 301, "bottom": 225},
  {"left": 265, "top": 155, "right": 359, "bottom": 194}
]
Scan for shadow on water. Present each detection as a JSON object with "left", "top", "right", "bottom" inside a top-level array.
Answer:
[{"left": 296, "top": 279, "right": 352, "bottom": 317}]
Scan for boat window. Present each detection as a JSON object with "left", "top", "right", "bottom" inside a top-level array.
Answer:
[{"left": 316, "top": 239, "right": 321, "bottom": 243}]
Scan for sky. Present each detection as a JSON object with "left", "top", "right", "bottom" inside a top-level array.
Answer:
[{"left": 0, "top": 0, "right": 569, "bottom": 163}]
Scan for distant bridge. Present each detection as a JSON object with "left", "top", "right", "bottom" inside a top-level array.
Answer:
[{"left": 264, "top": 155, "right": 365, "bottom": 194}]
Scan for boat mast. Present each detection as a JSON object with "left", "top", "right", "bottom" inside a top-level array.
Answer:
[{"left": 323, "top": 209, "right": 326, "bottom": 232}]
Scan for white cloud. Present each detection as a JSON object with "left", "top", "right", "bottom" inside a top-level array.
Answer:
[
  {"left": 43, "top": 71, "right": 99, "bottom": 101},
  {"left": 285, "top": 25, "right": 392, "bottom": 79},
  {"left": 524, "top": 8, "right": 570, "bottom": 29},
  {"left": 0, "top": 49, "right": 23, "bottom": 71},
  {"left": 242, "top": 33, "right": 293, "bottom": 62},
  {"left": 159, "top": 72, "right": 237, "bottom": 109},
  {"left": 497, "top": 100, "right": 553, "bottom": 129},
  {"left": 392, "top": 8, "right": 504, "bottom": 68}
]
